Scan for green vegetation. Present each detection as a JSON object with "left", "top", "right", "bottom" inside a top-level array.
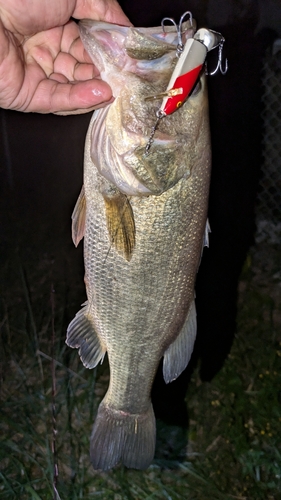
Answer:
[{"left": 1, "top": 242, "right": 280, "bottom": 499}]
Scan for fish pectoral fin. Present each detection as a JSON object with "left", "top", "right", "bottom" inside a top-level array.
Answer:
[
  {"left": 71, "top": 185, "right": 86, "bottom": 247},
  {"left": 66, "top": 304, "right": 106, "bottom": 369},
  {"left": 103, "top": 190, "right": 135, "bottom": 262},
  {"left": 163, "top": 298, "right": 197, "bottom": 384}
]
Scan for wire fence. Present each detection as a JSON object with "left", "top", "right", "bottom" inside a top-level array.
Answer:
[{"left": 255, "top": 39, "right": 281, "bottom": 244}]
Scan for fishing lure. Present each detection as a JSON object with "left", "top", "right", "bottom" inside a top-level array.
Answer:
[{"left": 145, "top": 11, "right": 228, "bottom": 154}]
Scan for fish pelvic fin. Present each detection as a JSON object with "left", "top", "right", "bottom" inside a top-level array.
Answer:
[
  {"left": 66, "top": 304, "right": 106, "bottom": 369},
  {"left": 103, "top": 190, "right": 135, "bottom": 262},
  {"left": 90, "top": 400, "right": 156, "bottom": 471},
  {"left": 163, "top": 298, "right": 197, "bottom": 383},
  {"left": 71, "top": 185, "right": 86, "bottom": 247}
]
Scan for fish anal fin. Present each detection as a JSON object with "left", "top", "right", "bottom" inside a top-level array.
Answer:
[
  {"left": 103, "top": 190, "right": 135, "bottom": 262},
  {"left": 163, "top": 298, "right": 197, "bottom": 384},
  {"left": 71, "top": 185, "right": 86, "bottom": 247},
  {"left": 66, "top": 304, "right": 106, "bottom": 369},
  {"left": 90, "top": 400, "right": 156, "bottom": 471}
]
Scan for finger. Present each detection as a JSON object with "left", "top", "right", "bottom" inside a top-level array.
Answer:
[
  {"left": 67, "top": 35, "right": 93, "bottom": 65},
  {"left": 52, "top": 52, "right": 75, "bottom": 80},
  {"left": 24, "top": 23, "right": 97, "bottom": 79},
  {"left": 59, "top": 20, "right": 92, "bottom": 63},
  {"left": 24, "top": 78, "right": 113, "bottom": 113},
  {"left": 53, "top": 52, "right": 100, "bottom": 81},
  {"left": 24, "top": 27, "right": 62, "bottom": 60},
  {"left": 49, "top": 73, "right": 68, "bottom": 83},
  {"left": 54, "top": 100, "right": 113, "bottom": 116},
  {"left": 73, "top": 63, "right": 99, "bottom": 81},
  {"left": 60, "top": 20, "right": 80, "bottom": 53}
]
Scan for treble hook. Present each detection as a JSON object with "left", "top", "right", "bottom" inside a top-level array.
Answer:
[
  {"left": 161, "top": 11, "right": 193, "bottom": 56},
  {"left": 209, "top": 38, "right": 228, "bottom": 75}
]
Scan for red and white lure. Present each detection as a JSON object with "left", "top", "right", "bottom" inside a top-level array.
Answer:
[{"left": 145, "top": 11, "right": 228, "bottom": 154}]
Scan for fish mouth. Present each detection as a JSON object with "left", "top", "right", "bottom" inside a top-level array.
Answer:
[
  {"left": 79, "top": 21, "right": 128, "bottom": 73},
  {"left": 79, "top": 19, "right": 196, "bottom": 99},
  {"left": 79, "top": 18, "right": 193, "bottom": 42},
  {"left": 79, "top": 19, "right": 194, "bottom": 72}
]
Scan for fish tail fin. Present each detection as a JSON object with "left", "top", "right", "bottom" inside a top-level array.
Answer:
[{"left": 90, "top": 401, "right": 156, "bottom": 471}]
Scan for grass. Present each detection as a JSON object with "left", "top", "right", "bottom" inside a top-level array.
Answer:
[{"left": 0, "top": 240, "right": 280, "bottom": 499}]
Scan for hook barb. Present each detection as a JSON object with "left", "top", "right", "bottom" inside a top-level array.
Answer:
[
  {"left": 209, "top": 40, "right": 228, "bottom": 76},
  {"left": 161, "top": 11, "right": 193, "bottom": 55}
]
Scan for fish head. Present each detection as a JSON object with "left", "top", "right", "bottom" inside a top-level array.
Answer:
[
  {"left": 79, "top": 20, "right": 195, "bottom": 94},
  {"left": 80, "top": 20, "right": 210, "bottom": 196}
]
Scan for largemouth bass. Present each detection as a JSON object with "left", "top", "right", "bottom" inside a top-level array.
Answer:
[{"left": 67, "top": 18, "right": 211, "bottom": 471}]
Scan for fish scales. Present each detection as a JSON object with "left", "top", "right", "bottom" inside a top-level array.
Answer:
[{"left": 67, "top": 18, "right": 211, "bottom": 471}]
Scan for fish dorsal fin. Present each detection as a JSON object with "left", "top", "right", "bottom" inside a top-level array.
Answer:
[
  {"left": 71, "top": 186, "right": 86, "bottom": 247},
  {"left": 103, "top": 190, "right": 135, "bottom": 262},
  {"left": 163, "top": 298, "right": 197, "bottom": 383},
  {"left": 66, "top": 302, "right": 106, "bottom": 369}
]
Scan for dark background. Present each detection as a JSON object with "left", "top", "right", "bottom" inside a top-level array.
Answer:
[{"left": 0, "top": 1, "right": 280, "bottom": 427}]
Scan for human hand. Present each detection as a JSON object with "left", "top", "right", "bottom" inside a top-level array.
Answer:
[{"left": 0, "top": 0, "right": 131, "bottom": 114}]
